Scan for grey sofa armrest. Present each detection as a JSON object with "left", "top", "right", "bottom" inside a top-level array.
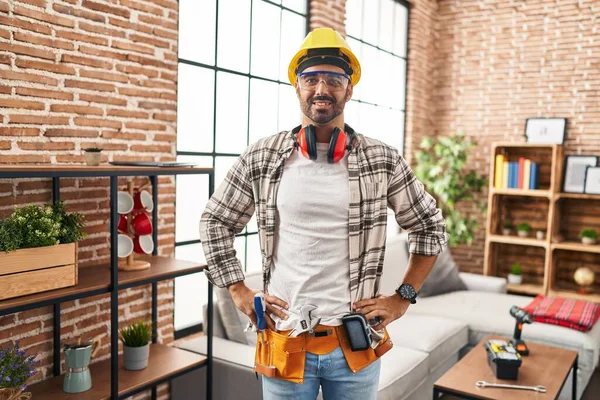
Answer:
[{"left": 459, "top": 272, "right": 507, "bottom": 293}]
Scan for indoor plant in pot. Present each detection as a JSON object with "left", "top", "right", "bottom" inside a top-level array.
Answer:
[
  {"left": 502, "top": 221, "right": 512, "bottom": 236},
  {"left": 580, "top": 228, "right": 598, "bottom": 245},
  {"left": 508, "top": 263, "right": 523, "bottom": 284},
  {"left": 516, "top": 223, "right": 531, "bottom": 238},
  {"left": 120, "top": 321, "right": 151, "bottom": 371},
  {"left": 83, "top": 148, "right": 103, "bottom": 166},
  {"left": 0, "top": 342, "right": 38, "bottom": 400}
]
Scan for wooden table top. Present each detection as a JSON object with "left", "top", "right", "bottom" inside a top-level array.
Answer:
[{"left": 434, "top": 335, "right": 578, "bottom": 399}]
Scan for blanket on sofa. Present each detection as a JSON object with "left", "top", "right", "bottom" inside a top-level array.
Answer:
[{"left": 524, "top": 295, "right": 600, "bottom": 332}]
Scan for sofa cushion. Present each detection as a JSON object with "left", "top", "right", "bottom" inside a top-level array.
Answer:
[
  {"left": 386, "top": 314, "right": 468, "bottom": 371},
  {"left": 377, "top": 345, "right": 429, "bottom": 399},
  {"left": 419, "top": 246, "right": 467, "bottom": 297},
  {"left": 175, "top": 335, "right": 255, "bottom": 368},
  {"left": 214, "top": 271, "right": 263, "bottom": 347}
]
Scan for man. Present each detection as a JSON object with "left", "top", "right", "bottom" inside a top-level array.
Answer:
[{"left": 200, "top": 28, "right": 447, "bottom": 400}]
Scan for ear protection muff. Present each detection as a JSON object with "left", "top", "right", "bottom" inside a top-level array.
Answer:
[{"left": 294, "top": 124, "right": 352, "bottom": 163}]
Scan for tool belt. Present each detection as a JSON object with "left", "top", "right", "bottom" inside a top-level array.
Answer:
[{"left": 254, "top": 325, "right": 393, "bottom": 383}]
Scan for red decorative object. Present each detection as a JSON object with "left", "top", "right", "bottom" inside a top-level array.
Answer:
[{"left": 523, "top": 295, "right": 600, "bottom": 332}]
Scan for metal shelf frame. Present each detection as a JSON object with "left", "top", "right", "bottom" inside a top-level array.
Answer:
[{"left": 0, "top": 167, "right": 215, "bottom": 400}]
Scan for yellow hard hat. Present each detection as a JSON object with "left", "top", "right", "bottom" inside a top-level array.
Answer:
[{"left": 288, "top": 27, "right": 361, "bottom": 87}]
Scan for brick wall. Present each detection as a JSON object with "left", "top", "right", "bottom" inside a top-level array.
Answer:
[
  {"left": 432, "top": 0, "right": 600, "bottom": 273},
  {"left": 0, "top": 0, "right": 178, "bottom": 398}
]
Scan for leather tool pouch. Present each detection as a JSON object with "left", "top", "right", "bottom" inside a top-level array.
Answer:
[{"left": 254, "top": 329, "right": 307, "bottom": 383}]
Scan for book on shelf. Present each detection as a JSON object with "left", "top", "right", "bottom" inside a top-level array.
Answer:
[{"left": 494, "top": 156, "right": 539, "bottom": 190}]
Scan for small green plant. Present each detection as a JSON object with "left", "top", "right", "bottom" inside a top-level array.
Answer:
[
  {"left": 119, "top": 321, "right": 151, "bottom": 348},
  {"left": 580, "top": 228, "right": 598, "bottom": 240},
  {"left": 0, "top": 203, "right": 86, "bottom": 252},
  {"left": 517, "top": 222, "right": 531, "bottom": 232},
  {"left": 503, "top": 221, "right": 512, "bottom": 229},
  {"left": 83, "top": 147, "right": 103, "bottom": 152},
  {"left": 510, "top": 263, "right": 522, "bottom": 275},
  {"left": 0, "top": 341, "right": 39, "bottom": 390}
]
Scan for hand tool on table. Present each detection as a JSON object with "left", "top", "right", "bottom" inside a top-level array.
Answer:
[
  {"left": 476, "top": 381, "right": 546, "bottom": 393},
  {"left": 509, "top": 305, "right": 533, "bottom": 355},
  {"left": 288, "top": 304, "right": 321, "bottom": 337}
]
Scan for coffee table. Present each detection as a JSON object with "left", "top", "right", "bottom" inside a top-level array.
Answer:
[{"left": 433, "top": 335, "right": 578, "bottom": 399}]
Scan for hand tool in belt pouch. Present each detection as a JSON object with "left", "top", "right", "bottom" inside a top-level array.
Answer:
[
  {"left": 254, "top": 293, "right": 267, "bottom": 342},
  {"left": 288, "top": 305, "right": 320, "bottom": 337}
]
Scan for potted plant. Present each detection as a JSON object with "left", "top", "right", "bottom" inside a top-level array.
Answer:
[
  {"left": 83, "top": 147, "right": 103, "bottom": 166},
  {"left": 0, "top": 342, "right": 38, "bottom": 399},
  {"left": 580, "top": 228, "right": 598, "bottom": 245},
  {"left": 502, "top": 221, "right": 512, "bottom": 236},
  {"left": 0, "top": 202, "right": 85, "bottom": 301},
  {"left": 120, "top": 321, "right": 151, "bottom": 370},
  {"left": 536, "top": 230, "right": 545, "bottom": 240},
  {"left": 508, "top": 263, "right": 523, "bottom": 284},
  {"left": 516, "top": 223, "right": 531, "bottom": 238}
]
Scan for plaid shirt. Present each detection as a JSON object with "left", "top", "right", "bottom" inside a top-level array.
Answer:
[{"left": 200, "top": 129, "right": 448, "bottom": 303}]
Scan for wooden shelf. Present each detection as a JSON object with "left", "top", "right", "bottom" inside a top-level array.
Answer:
[
  {"left": 506, "top": 283, "right": 544, "bottom": 296},
  {"left": 28, "top": 344, "right": 207, "bottom": 400},
  {"left": 492, "top": 142, "right": 559, "bottom": 149},
  {"left": 549, "top": 283, "right": 600, "bottom": 302},
  {"left": 487, "top": 234, "right": 548, "bottom": 248},
  {"left": 0, "top": 165, "right": 213, "bottom": 178},
  {"left": 552, "top": 241, "right": 600, "bottom": 254},
  {"left": 490, "top": 188, "right": 552, "bottom": 198},
  {"left": 555, "top": 192, "right": 600, "bottom": 200},
  {"left": 0, "top": 256, "right": 206, "bottom": 315}
]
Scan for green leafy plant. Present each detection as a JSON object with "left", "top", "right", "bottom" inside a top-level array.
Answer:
[
  {"left": 0, "top": 203, "right": 86, "bottom": 252},
  {"left": 0, "top": 341, "right": 39, "bottom": 390},
  {"left": 414, "top": 133, "right": 487, "bottom": 247},
  {"left": 510, "top": 263, "right": 522, "bottom": 275},
  {"left": 119, "top": 321, "right": 151, "bottom": 348},
  {"left": 517, "top": 222, "right": 531, "bottom": 232},
  {"left": 580, "top": 228, "right": 598, "bottom": 240},
  {"left": 503, "top": 221, "right": 512, "bottom": 229},
  {"left": 53, "top": 201, "right": 86, "bottom": 244},
  {"left": 83, "top": 147, "right": 103, "bottom": 152}
]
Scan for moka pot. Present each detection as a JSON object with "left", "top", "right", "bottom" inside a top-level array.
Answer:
[{"left": 63, "top": 337, "right": 101, "bottom": 393}]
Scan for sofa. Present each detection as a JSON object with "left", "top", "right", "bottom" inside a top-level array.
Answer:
[{"left": 172, "top": 233, "right": 600, "bottom": 399}]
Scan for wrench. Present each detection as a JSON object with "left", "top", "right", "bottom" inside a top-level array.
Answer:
[
  {"left": 476, "top": 381, "right": 546, "bottom": 393},
  {"left": 288, "top": 305, "right": 321, "bottom": 337}
]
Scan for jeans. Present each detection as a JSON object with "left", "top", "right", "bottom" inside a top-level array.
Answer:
[{"left": 262, "top": 347, "right": 381, "bottom": 400}]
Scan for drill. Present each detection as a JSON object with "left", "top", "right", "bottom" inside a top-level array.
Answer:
[{"left": 509, "top": 306, "right": 533, "bottom": 356}]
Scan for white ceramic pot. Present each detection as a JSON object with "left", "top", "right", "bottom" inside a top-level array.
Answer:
[
  {"left": 517, "top": 230, "right": 529, "bottom": 238},
  {"left": 84, "top": 152, "right": 101, "bottom": 166},
  {"left": 581, "top": 237, "right": 597, "bottom": 245},
  {"left": 536, "top": 230, "right": 545, "bottom": 240},
  {"left": 123, "top": 343, "right": 149, "bottom": 370},
  {"left": 502, "top": 228, "right": 511, "bottom": 236},
  {"left": 507, "top": 274, "right": 522, "bottom": 284}
]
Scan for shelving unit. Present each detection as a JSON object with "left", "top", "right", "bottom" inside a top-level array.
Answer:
[
  {"left": 0, "top": 165, "right": 215, "bottom": 400},
  {"left": 483, "top": 143, "right": 600, "bottom": 301}
]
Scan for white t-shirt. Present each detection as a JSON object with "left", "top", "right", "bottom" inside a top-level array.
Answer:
[{"left": 269, "top": 142, "right": 351, "bottom": 330}]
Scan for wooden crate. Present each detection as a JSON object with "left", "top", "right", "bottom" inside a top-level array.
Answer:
[{"left": 0, "top": 242, "right": 78, "bottom": 301}]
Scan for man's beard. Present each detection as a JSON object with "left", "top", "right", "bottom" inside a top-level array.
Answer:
[{"left": 300, "top": 95, "right": 345, "bottom": 124}]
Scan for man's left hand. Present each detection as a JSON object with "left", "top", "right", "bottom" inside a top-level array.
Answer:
[{"left": 352, "top": 294, "right": 410, "bottom": 331}]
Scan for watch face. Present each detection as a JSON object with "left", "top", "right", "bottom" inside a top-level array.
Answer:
[{"left": 400, "top": 284, "right": 416, "bottom": 299}]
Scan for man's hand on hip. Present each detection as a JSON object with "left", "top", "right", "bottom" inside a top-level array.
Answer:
[
  {"left": 352, "top": 294, "right": 410, "bottom": 331},
  {"left": 227, "top": 282, "right": 289, "bottom": 331}
]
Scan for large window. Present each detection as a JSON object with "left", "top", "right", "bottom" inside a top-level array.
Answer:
[
  {"left": 175, "top": 0, "right": 308, "bottom": 334},
  {"left": 346, "top": 0, "right": 409, "bottom": 236},
  {"left": 345, "top": 0, "right": 408, "bottom": 154}
]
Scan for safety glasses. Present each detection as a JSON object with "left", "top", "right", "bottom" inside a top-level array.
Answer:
[{"left": 296, "top": 71, "right": 350, "bottom": 92}]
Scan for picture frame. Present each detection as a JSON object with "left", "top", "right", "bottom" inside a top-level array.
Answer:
[
  {"left": 525, "top": 118, "right": 567, "bottom": 144},
  {"left": 562, "top": 155, "right": 598, "bottom": 193},
  {"left": 584, "top": 167, "right": 600, "bottom": 195}
]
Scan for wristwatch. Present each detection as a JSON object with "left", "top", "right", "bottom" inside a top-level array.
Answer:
[{"left": 396, "top": 283, "right": 417, "bottom": 304}]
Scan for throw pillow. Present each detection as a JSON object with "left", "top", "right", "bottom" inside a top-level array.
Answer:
[
  {"left": 215, "top": 285, "right": 257, "bottom": 346},
  {"left": 418, "top": 246, "right": 467, "bottom": 297}
]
